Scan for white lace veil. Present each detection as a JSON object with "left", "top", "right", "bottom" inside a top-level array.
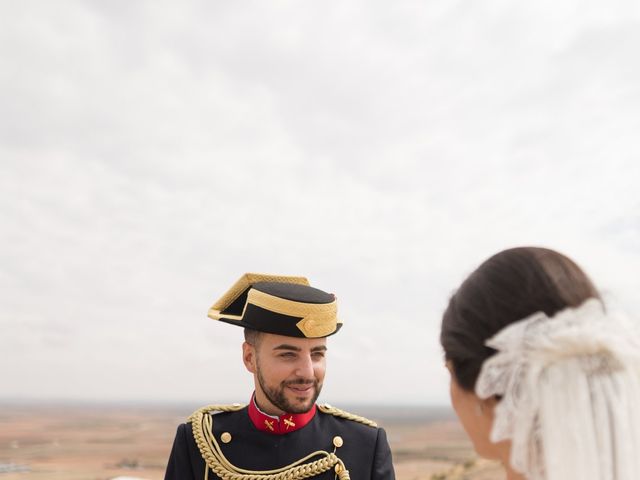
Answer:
[{"left": 476, "top": 298, "right": 640, "bottom": 480}]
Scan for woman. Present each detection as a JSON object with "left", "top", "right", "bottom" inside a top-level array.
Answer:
[{"left": 440, "top": 247, "right": 640, "bottom": 480}]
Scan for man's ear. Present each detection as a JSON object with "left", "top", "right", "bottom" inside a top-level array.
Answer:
[{"left": 242, "top": 341, "right": 257, "bottom": 374}]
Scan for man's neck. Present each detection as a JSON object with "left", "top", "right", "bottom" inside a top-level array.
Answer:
[
  {"left": 253, "top": 395, "right": 285, "bottom": 417},
  {"left": 252, "top": 390, "right": 287, "bottom": 416}
]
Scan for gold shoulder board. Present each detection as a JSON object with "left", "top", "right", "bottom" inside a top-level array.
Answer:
[
  {"left": 318, "top": 403, "right": 378, "bottom": 427},
  {"left": 187, "top": 403, "right": 246, "bottom": 423}
]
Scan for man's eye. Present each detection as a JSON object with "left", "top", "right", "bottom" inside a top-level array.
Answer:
[
  {"left": 312, "top": 352, "right": 325, "bottom": 358},
  {"left": 280, "top": 352, "right": 296, "bottom": 358}
]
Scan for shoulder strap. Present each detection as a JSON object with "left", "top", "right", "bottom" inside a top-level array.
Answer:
[
  {"left": 187, "top": 403, "right": 246, "bottom": 423},
  {"left": 317, "top": 403, "right": 378, "bottom": 427}
]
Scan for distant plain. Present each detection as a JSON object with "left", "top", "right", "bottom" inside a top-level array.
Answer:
[{"left": 0, "top": 404, "right": 503, "bottom": 480}]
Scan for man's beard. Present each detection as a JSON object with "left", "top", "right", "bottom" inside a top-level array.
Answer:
[{"left": 256, "top": 365, "right": 322, "bottom": 414}]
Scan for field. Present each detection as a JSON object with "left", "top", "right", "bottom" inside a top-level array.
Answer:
[{"left": 0, "top": 404, "right": 503, "bottom": 480}]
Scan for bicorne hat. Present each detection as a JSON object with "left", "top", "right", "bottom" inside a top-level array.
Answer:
[{"left": 207, "top": 273, "right": 341, "bottom": 338}]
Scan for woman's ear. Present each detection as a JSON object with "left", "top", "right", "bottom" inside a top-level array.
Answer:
[{"left": 477, "top": 395, "right": 499, "bottom": 418}]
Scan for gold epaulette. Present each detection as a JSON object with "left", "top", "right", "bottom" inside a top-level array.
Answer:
[
  {"left": 317, "top": 403, "right": 378, "bottom": 428},
  {"left": 187, "top": 403, "right": 246, "bottom": 423}
]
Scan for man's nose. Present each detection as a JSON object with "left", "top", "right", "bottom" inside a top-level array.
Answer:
[{"left": 295, "top": 355, "right": 315, "bottom": 378}]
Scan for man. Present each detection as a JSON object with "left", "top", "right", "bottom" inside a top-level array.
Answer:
[{"left": 164, "top": 273, "right": 395, "bottom": 480}]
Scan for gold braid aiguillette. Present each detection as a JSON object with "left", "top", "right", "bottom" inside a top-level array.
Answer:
[{"left": 188, "top": 405, "right": 351, "bottom": 480}]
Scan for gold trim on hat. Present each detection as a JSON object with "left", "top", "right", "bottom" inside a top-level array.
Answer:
[
  {"left": 247, "top": 289, "right": 335, "bottom": 317},
  {"left": 208, "top": 273, "right": 309, "bottom": 321},
  {"left": 247, "top": 289, "right": 339, "bottom": 338},
  {"left": 295, "top": 316, "right": 339, "bottom": 338}
]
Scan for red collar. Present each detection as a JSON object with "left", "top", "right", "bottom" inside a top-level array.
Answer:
[{"left": 247, "top": 395, "right": 316, "bottom": 435}]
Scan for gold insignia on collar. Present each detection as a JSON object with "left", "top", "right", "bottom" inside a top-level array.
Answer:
[
  {"left": 284, "top": 416, "right": 296, "bottom": 429},
  {"left": 264, "top": 419, "right": 275, "bottom": 431}
]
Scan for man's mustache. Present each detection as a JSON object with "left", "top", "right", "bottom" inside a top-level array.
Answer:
[{"left": 283, "top": 379, "right": 317, "bottom": 387}]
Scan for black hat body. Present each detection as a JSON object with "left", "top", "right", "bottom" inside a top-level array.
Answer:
[{"left": 208, "top": 273, "right": 341, "bottom": 338}]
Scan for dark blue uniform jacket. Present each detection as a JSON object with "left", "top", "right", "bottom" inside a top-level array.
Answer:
[{"left": 165, "top": 406, "right": 395, "bottom": 480}]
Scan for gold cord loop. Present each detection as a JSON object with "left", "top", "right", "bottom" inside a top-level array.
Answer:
[{"left": 336, "top": 462, "right": 350, "bottom": 480}]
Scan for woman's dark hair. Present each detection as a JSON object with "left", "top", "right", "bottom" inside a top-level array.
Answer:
[{"left": 441, "top": 246, "right": 601, "bottom": 392}]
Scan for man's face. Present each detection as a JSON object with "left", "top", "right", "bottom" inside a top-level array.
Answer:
[{"left": 243, "top": 333, "right": 327, "bottom": 415}]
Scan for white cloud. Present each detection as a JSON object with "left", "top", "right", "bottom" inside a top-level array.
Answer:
[{"left": 1, "top": 0, "right": 639, "bottom": 406}]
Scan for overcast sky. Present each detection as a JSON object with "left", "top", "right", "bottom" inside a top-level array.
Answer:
[{"left": 2, "top": 0, "right": 640, "bottom": 407}]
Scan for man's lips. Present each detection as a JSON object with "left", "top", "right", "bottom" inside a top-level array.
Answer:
[{"left": 286, "top": 384, "right": 314, "bottom": 394}]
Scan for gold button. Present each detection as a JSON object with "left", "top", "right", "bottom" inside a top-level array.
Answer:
[
  {"left": 333, "top": 436, "right": 343, "bottom": 448},
  {"left": 221, "top": 432, "right": 232, "bottom": 444}
]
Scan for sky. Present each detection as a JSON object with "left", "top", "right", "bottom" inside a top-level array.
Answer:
[{"left": 1, "top": 0, "right": 640, "bottom": 407}]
